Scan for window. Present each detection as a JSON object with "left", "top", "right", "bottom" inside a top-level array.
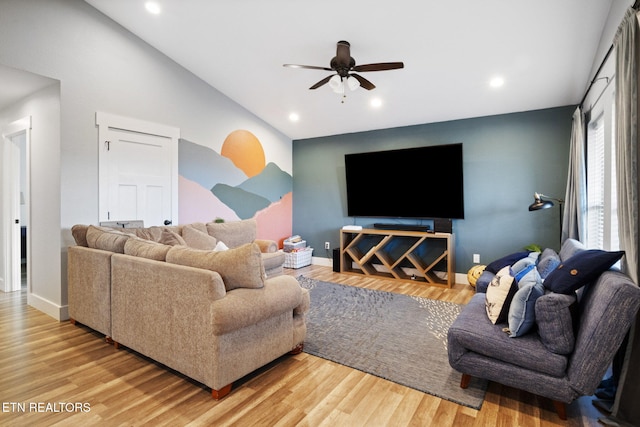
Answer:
[{"left": 585, "top": 79, "right": 618, "bottom": 251}]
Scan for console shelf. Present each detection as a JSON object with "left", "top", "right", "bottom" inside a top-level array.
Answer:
[{"left": 340, "top": 228, "right": 455, "bottom": 288}]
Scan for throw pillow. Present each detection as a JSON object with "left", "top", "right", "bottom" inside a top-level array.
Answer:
[
  {"left": 206, "top": 219, "right": 257, "bottom": 249},
  {"left": 485, "top": 266, "right": 518, "bottom": 324},
  {"left": 543, "top": 249, "right": 625, "bottom": 294},
  {"left": 158, "top": 228, "right": 187, "bottom": 246},
  {"left": 214, "top": 241, "right": 229, "bottom": 251},
  {"left": 510, "top": 252, "right": 539, "bottom": 276},
  {"left": 536, "top": 248, "right": 561, "bottom": 279},
  {"left": 182, "top": 225, "right": 217, "bottom": 250},
  {"left": 124, "top": 238, "right": 171, "bottom": 261},
  {"left": 506, "top": 267, "right": 544, "bottom": 337},
  {"left": 535, "top": 292, "right": 578, "bottom": 354},
  {"left": 166, "top": 243, "right": 265, "bottom": 291},
  {"left": 485, "top": 251, "right": 530, "bottom": 274}
]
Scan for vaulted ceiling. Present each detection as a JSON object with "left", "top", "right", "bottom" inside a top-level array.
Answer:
[{"left": 10, "top": 1, "right": 631, "bottom": 140}]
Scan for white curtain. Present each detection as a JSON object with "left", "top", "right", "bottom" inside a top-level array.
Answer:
[
  {"left": 601, "top": 7, "right": 640, "bottom": 426},
  {"left": 561, "top": 107, "right": 587, "bottom": 243}
]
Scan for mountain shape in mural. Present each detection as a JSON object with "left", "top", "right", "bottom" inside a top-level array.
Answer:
[
  {"left": 211, "top": 183, "right": 271, "bottom": 220},
  {"left": 211, "top": 162, "right": 292, "bottom": 218},
  {"left": 178, "top": 138, "right": 247, "bottom": 188},
  {"left": 237, "top": 162, "right": 292, "bottom": 203}
]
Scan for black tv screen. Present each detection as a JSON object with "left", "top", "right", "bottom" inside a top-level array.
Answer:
[{"left": 344, "top": 143, "right": 465, "bottom": 219}]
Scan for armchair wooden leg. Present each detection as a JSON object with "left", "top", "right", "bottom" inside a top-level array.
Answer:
[
  {"left": 460, "top": 373, "right": 471, "bottom": 389},
  {"left": 553, "top": 400, "right": 567, "bottom": 420},
  {"left": 212, "top": 384, "right": 232, "bottom": 400}
]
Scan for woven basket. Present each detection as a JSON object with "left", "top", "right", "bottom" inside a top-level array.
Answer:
[{"left": 467, "top": 264, "right": 486, "bottom": 288}]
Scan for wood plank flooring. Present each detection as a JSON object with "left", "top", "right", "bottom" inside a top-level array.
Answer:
[{"left": 0, "top": 264, "right": 605, "bottom": 426}]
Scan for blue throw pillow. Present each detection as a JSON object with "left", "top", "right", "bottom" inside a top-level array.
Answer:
[
  {"left": 511, "top": 252, "right": 539, "bottom": 276},
  {"left": 537, "top": 248, "right": 561, "bottom": 279},
  {"left": 507, "top": 268, "right": 544, "bottom": 337},
  {"left": 543, "top": 249, "right": 625, "bottom": 294},
  {"left": 485, "top": 251, "right": 530, "bottom": 274}
]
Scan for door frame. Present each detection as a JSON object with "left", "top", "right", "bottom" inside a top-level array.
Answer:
[
  {"left": 1, "top": 116, "right": 31, "bottom": 293},
  {"left": 96, "top": 112, "right": 180, "bottom": 225}
]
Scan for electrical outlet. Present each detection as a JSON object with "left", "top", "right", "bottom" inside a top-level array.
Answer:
[
  {"left": 325, "top": 242, "right": 330, "bottom": 250},
  {"left": 473, "top": 254, "right": 480, "bottom": 263}
]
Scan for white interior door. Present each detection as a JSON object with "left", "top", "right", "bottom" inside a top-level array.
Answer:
[
  {"left": 1, "top": 117, "right": 30, "bottom": 293},
  {"left": 97, "top": 113, "right": 179, "bottom": 227}
]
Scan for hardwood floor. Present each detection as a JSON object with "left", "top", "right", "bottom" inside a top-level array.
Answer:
[{"left": 0, "top": 264, "right": 605, "bottom": 426}]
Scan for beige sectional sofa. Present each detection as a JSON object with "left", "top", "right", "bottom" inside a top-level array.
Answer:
[{"left": 67, "top": 219, "right": 309, "bottom": 399}]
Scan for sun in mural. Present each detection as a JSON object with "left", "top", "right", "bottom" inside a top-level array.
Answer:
[{"left": 220, "top": 130, "right": 266, "bottom": 178}]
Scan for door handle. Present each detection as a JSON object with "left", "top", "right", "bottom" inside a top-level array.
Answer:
[
  {"left": 15, "top": 219, "right": 19, "bottom": 224},
  {"left": 164, "top": 220, "right": 172, "bottom": 226}
]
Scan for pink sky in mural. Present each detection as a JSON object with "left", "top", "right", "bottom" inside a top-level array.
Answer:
[
  {"left": 178, "top": 175, "right": 239, "bottom": 224},
  {"left": 255, "top": 192, "right": 293, "bottom": 248}
]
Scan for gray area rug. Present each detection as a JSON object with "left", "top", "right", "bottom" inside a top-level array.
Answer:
[{"left": 297, "top": 276, "right": 487, "bottom": 409}]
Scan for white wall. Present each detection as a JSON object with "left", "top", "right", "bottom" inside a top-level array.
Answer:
[
  {"left": 0, "top": 84, "right": 61, "bottom": 314},
  {"left": 0, "top": 0, "right": 292, "bottom": 319}
]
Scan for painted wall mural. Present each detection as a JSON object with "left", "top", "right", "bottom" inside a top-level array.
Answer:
[{"left": 178, "top": 130, "right": 292, "bottom": 247}]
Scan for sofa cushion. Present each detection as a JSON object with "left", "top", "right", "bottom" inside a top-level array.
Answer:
[
  {"left": 134, "top": 228, "right": 157, "bottom": 241},
  {"left": 85, "top": 225, "right": 131, "bottom": 253},
  {"left": 158, "top": 228, "right": 187, "bottom": 246},
  {"left": 536, "top": 248, "right": 561, "bottom": 279},
  {"left": 544, "top": 249, "right": 625, "bottom": 294},
  {"left": 535, "top": 292, "right": 577, "bottom": 354},
  {"left": 485, "top": 266, "right": 518, "bottom": 324},
  {"left": 124, "top": 238, "right": 171, "bottom": 261},
  {"left": 449, "top": 293, "right": 569, "bottom": 377},
  {"left": 507, "top": 267, "right": 544, "bottom": 337},
  {"left": 71, "top": 224, "right": 89, "bottom": 246},
  {"left": 206, "top": 219, "right": 256, "bottom": 249},
  {"left": 182, "top": 224, "right": 217, "bottom": 250},
  {"left": 166, "top": 243, "right": 265, "bottom": 291},
  {"left": 485, "top": 251, "right": 530, "bottom": 274},
  {"left": 558, "top": 238, "right": 587, "bottom": 262}
]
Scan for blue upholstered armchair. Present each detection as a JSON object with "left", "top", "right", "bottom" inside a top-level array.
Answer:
[{"left": 448, "top": 239, "right": 640, "bottom": 419}]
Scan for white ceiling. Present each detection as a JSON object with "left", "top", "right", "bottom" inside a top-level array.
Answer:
[{"left": 60, "top": 2, "right": 631, "bottom": 139}]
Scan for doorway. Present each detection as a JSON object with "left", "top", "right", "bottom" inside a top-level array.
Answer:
[{"left": 1, "top": 116, "right": 30, "bottom": 293}]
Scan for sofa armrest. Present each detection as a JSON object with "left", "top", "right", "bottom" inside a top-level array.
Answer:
[
  {"left": 211, "top": 275, "right": 305, "bottom": 335},
  {"left": 255, "top": 239, "right": 278, "bottom": 253},
  {"left": 67, "top": 245, "right": 113, "bottom": 336},
  {"left": 474, "top": 270, "right": 494, "bottom": 293}
]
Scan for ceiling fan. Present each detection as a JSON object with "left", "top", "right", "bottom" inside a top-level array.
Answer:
[{"left": 283, "top": 40, "right": 404, "bottom": 92}]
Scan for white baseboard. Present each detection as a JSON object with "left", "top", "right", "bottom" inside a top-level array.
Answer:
[{"left": 27, "top": 293, "right": 68, "bottom": 321}]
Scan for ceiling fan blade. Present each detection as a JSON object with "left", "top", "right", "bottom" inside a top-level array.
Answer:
[
  {"left": 309, "top": 75, "right": 334, "bottom": 90},
  {"left": 283, "top": 64, "right": 333, "bottom": 71},
  {"left": 350, "top": 74, "right": 375, "bottom": 90},
  {"left": 352, "top": 62, "right": 405, "bottom": 72}
]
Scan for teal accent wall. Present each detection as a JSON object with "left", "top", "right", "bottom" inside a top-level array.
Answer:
[{"left": 293, "top": 106, "right": 575, "bottom": 274}]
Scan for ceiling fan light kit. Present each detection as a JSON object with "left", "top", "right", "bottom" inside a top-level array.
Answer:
[{"left": 284, "top": 40, "right": 404, "bottom": 98}]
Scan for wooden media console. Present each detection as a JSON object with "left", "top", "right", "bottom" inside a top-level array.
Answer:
[{"left": 339, "top": 228, "right": 455, "bottom": 288}]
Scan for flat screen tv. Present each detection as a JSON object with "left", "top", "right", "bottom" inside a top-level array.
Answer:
[{"left": 344, "top": 143, "right": 465, "bottom": 219}]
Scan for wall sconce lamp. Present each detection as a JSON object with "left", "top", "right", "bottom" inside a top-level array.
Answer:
[{"left": 529, "top": 192, "right": 564, "bottom": 243}]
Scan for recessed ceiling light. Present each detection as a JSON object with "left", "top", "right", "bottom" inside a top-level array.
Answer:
[
  {"left": 370, "top": 98, "right": 383, "bottom": 108},
  {"left": 490, "top": 76, "right": 505, "bottom": 88},
  {"left": 145, "top": 2, "right": 161, "bottom": 14},
  {"left": 289, "top": 112, "right": 300, "bottom": 122}
]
